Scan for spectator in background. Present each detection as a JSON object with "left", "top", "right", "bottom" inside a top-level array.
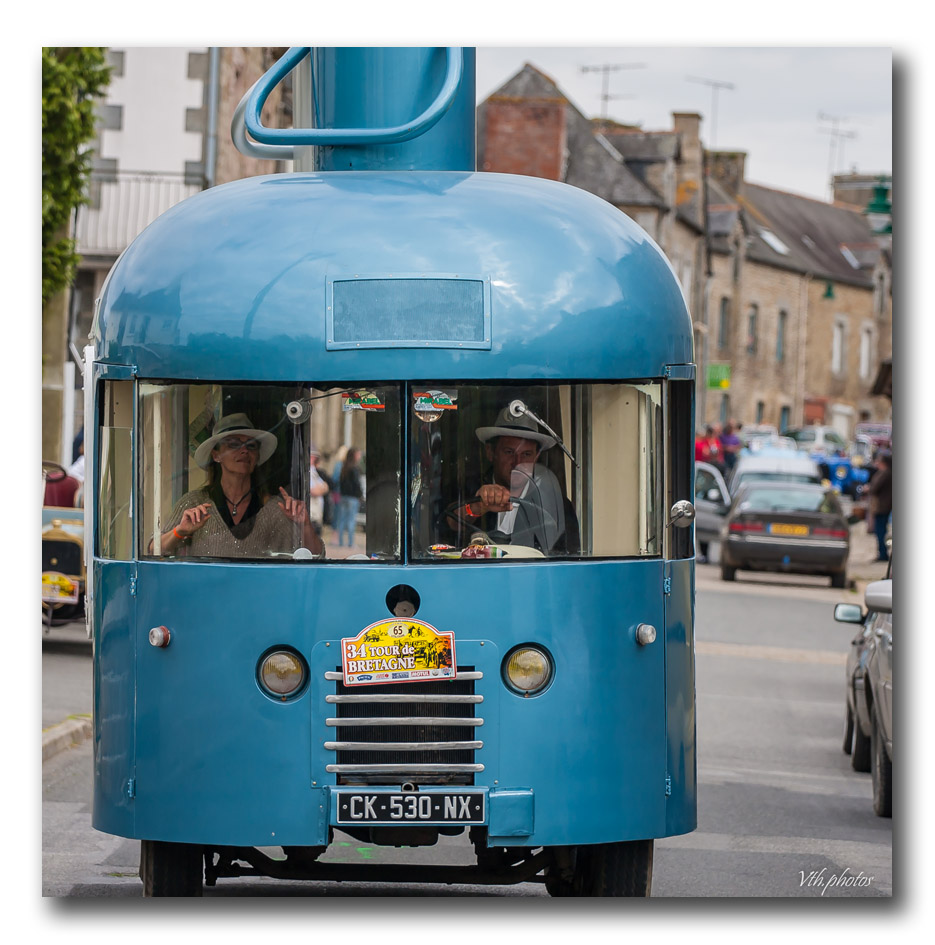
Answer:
[
  {"left": 719, "top": 421, "right": 741, "bottom": 472},
  {"left": 867, "top": 451, "right": 892, "bottom": 563},
  {"left": 695, "top": 425, "right": 722, "bottom": 469},
  {"left": 308, "top": 445, "right": 331, "bottom": 537},
  {"left": 68, "top": 428, "right": 85, "bottom": 483},
  {"left": 336, "top": 447, "right": 364, "bottom": 547}
]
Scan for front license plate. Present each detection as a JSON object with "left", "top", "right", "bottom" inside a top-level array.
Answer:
[
  {"left": 335, "top": 791, "right": 485, "bottom": 825},
  {"left": 42, "top": 572, "right": 79, "bottom": 604},
  {"left": 769, "top": 523, "right": 809, "bottom": 536}
]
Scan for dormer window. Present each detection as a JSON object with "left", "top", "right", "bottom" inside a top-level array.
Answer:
[{"left": 759, "top": 229, "right": 790, "bottom": 255}]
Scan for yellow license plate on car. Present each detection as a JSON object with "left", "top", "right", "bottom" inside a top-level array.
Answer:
[{"left": 769, "top": 523, "right": 809, "bottom": 536}]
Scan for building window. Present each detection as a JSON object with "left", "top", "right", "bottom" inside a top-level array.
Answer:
[
  {"left": 875, "top": 273, "right": 886, "bottom": 318},
  {"left": 860, "top": 326, "right": 873, "bottom": 380},
  {"left": 779, "top": 406, "right": 790, "bottom": 432},
  {"left": 832, "top": 319, "right": 847, "bottom": 374},
  {"left": 720, "top": 393, "right": 730, "bottom": 425},
  {"left": 746, "top": 304, "right": 758, "bottom": 355},
  {"left": 718, "top": 297, "right": 730, "bottom": 350},
  {"left": 776, "top": 309, "right": 787, "bottom": 362},
  {"left": 756, "top": 401, "right": 765, "bottom": 424}
]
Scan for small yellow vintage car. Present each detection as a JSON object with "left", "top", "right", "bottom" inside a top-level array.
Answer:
[{"left": 42, "top": 462, "right": 85, "bottom": 627}]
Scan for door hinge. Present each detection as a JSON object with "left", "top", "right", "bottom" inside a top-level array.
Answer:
[
  {"left": 126, "top": 778, "right": 136, "bottom": 799},
  {"left": 663, "top": 576, "right": 672, "bottom": 595},
  {"left": 665, "top": 774, "right": 672, "bottom": 797},
  {"left": 129, "top": 572, "right": 138, "bottom": 596}
]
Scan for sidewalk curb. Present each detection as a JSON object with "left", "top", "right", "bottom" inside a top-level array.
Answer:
[{"left": 42, "top": 716, "right": 92, "bottom": 762}]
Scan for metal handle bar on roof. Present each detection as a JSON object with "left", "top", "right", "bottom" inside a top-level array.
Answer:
[
  {"left": 243, "top": 46, "right": 463, "bottom": 147},
  {"left": 232, "top": 79, "right": 295, "bottom": 159}
]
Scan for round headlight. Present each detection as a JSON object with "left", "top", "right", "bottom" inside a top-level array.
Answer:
[
  {"left": 503, "top": 645, "right": 553, "bottom": 695},
  {"left": 258, "top": 649, "right": 307, "bottom": 699}
]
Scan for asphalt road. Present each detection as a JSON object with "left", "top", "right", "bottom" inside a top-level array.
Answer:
[{"left": 41, "top": 557, "right": 892, "bottom": 899}]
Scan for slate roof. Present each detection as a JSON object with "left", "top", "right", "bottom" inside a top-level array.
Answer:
[
  {"left": 478, "top": 64, "right": 883, "bottom": 289},
  {"left": 477, "top": 64, "right": 664, "bottom": 208},
  {"left": 739, "top": 183, "right": 880, "bottom": 287}
]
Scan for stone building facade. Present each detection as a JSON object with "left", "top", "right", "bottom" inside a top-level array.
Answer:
[
  {"left": 705, "top": 153, "right": 891, "bottom": 435},
  {"left": 477, "top": 64, "right": 891, "bottom": 439}
]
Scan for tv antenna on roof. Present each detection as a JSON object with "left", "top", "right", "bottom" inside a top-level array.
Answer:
[
  {"left": 686, "top": 75, "right": 734, "bottom": 149},
  {"left": 581, "top": 62, "right": 646, "bottom": 125},
  {"left": 819, "top": 112, "right": 857, "bottom": 198}
]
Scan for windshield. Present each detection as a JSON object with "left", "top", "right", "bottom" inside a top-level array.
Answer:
[
  {"left": 139, "top": 383, "right": 401, "bottom": 561},
  {"left": 135, "top": 380, "right": 663, "bottom": 562},
  {"left": 739, "top": 488, "right": 842, "bottom": 514},
  {"left": 408, "top": 382, "right": 663, "bottom": 560}
]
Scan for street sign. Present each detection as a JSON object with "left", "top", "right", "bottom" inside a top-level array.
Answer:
[{"left": 706, "top": 363, "right": 731, "bottom": 389}]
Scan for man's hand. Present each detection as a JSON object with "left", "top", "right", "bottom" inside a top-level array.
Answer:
[{"left": 475, "top": 483, "right": 513, "bottom": 514}]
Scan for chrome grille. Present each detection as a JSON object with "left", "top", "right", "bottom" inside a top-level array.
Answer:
[{"left": 324, "top": 668, "right": 484, "bottom": 785}]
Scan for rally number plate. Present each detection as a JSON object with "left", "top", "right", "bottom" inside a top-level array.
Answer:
[{"left": 335, "top": 791, "right": 485, "bottom": 825}]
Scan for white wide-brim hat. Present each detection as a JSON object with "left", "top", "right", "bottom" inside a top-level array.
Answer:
[
  {"left": 476, "top": 406, "right": 555, "bottom": 450},
  {"left": 193, "top": 413, "right": 278, "bottom": 468}
]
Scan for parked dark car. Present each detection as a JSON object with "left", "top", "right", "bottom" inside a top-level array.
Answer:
[
  {"left": 720, "top": 482, "right": 850, "bottom": 587},
  {"left": 694, "top": 461, "right": 731, "bottom": 561}
]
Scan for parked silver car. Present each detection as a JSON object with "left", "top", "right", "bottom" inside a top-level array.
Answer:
[
  {"left": 694, "top": 461, "right": 730, "bottom": 561},
  {"left": 834, "top": 575, "right": 892, "bottom": 817}
]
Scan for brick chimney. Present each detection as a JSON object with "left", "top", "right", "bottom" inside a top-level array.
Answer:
[
  {"left": 673, "top": 112, "right": 704, "bottom": 227},
  {"left": 479, "top": 95, "right": 567, "bottom": 180},
  {"left": 708, "top": 150, "right": 747, "bottom": 197}
]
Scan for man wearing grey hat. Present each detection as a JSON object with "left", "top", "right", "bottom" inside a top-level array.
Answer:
[{"left": 452, "top": 404, "right": 579, "bottom": 555}]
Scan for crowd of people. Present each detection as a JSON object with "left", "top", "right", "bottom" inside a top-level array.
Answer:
[
  {"left": 694, "top": 420, "right": 743, "bottom": 474},
  {"left": 694, "top": 418, "right": 893, "bottom": 564}
]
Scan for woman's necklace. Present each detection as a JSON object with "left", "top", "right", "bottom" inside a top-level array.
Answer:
[{"left": 223, "top": 487, "right": 252, "bottom": 514}]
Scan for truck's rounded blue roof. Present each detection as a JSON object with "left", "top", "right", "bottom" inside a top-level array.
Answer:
[{"left": 94, "top": 171, "right": 692, "bottom": 380}]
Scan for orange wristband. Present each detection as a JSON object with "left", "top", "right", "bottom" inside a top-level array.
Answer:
[{"left": 173, "top": 526, "right": 188, "bottom": 541}]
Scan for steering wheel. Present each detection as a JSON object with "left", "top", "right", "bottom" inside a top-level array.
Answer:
[{"left": 440, "top": 494, "right": 561, "bottom": 542}]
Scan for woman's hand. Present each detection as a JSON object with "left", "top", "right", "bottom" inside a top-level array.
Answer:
[
  {"left": 176, "top": 503, "right": 212, "bottom": 537},
  {"left": 278, "top": 486, "right": 309, "bottom": 524}
]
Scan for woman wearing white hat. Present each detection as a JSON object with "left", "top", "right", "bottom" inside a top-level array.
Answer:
[{"left": 155, "top": 413, "right": 324, "bottom": 558}]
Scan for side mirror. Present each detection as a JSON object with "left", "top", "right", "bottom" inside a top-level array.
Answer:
[
  {"left": 834, "top": 603, "right": 864, "bottom": 624},
  {"left": 864, "top": 579, "right": 892, "bottom": 615},
  {"left": 669, "top": 500, "right": 695, "bottom": 527}
]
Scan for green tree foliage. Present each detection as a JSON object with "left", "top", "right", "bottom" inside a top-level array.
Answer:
[{"left": 42, "top": 47, "right": 111, "bottom": 305}]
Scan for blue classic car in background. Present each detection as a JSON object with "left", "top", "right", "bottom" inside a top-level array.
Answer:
[
  {"left": 785, "top": 426, "right": 871, "bottom": 499},
  {"left": 815, "top": 453, "right": 870, "bottom": 500}
]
